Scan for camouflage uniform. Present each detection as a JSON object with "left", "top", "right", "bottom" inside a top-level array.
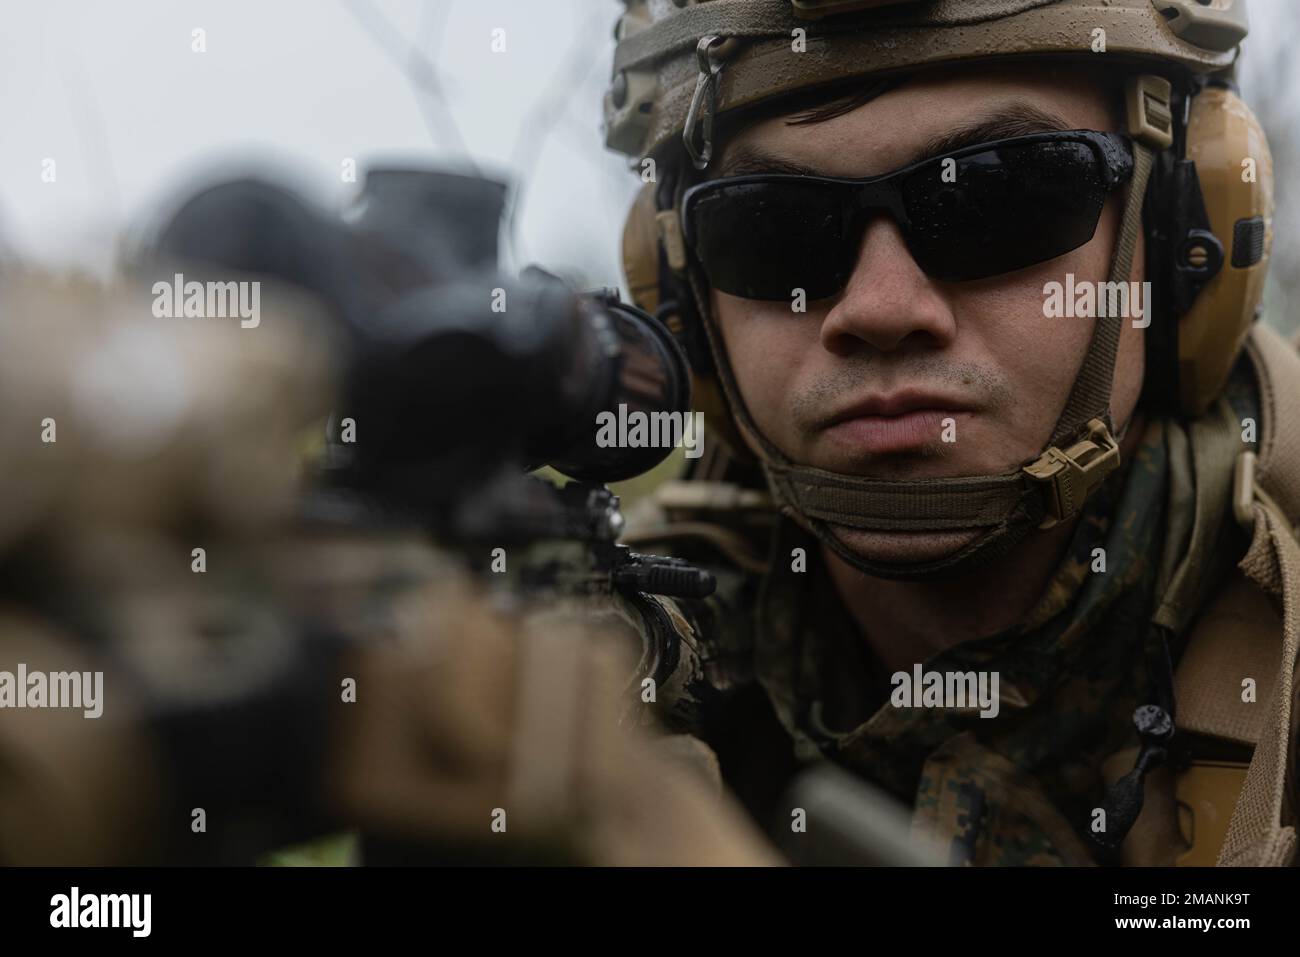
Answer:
[{"left": 627, "top": 358, "right": 1268, "bottom": 865}]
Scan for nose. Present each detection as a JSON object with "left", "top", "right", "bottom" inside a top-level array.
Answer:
[{"left": 819, "top": 215, "right": 957, "bottom": 356}]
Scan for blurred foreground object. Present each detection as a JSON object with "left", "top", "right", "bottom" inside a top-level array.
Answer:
[
  {"left": 0, "top": 148, "right": 795, "bottom": 866},
  {"left": 0, "top": 266, "right": 777, "bottom": 865}
]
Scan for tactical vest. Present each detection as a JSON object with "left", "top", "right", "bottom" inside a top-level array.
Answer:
[{"left": 1113, "top": 323, "right": 1300, "bottom": 866}]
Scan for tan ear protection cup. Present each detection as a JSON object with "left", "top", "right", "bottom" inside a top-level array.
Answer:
[
  {"left": 622, "top": 183, "right": 662, "bottom": 316},
  {"left": 1177, "top": 83, "right": 1273, "bottom": 417},
  {"left": 622, "top": 175, "right": 754, "bottom": 463}
]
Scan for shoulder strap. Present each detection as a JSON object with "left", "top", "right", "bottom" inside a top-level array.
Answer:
[
  {"left": 1217, "top": 505, "right": 1300, "bottom": 865},
  {"left": 1213, "top": 324, "right": 1300, "bottom": 866},
  {"left": 1245, "top": 324, "right": 1300, "bottom": 523}
]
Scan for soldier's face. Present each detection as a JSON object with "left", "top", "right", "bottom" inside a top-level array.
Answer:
[{"left": 711, "top": 64, "right": 1146, "bottom": 566}]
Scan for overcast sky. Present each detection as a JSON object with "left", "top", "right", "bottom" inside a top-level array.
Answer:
[
  {"left": 4, "top": 0, "right": 1296, "bottom": 297},
  {"left": 2, "top": 0, "right": 633, "bottom": 283}
]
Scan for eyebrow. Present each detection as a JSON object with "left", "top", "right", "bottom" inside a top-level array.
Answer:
[{"left": 715, "top": 102, "right": 1074, "bottom": 178}]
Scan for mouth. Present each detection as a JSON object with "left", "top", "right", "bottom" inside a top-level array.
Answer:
[{"left": 820, "top": 391, "right": 977, "bottom": 456}]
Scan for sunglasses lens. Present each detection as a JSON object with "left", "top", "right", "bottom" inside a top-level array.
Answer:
[
  {"left": 901, "top": 140, "right": 1109, "bottom": 281},
  {"left": 685, "top": 136, "right": 1122, "bottom": 301},
  {"left": 686, "top": 181, "right": 852, "bottom": 301}
]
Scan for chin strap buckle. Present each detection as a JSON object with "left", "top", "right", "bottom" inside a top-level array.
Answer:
[{"left": 1022, "top": 419, "right": 1122, "bottom": 529}]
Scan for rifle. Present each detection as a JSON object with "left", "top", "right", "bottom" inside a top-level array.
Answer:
[{"left": 149, "top": 168, "right": 716, "bottom": 706}]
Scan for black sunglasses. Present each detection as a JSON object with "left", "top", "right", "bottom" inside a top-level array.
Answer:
[{"left": 681, "top": 130, "right": 1134, "bottom": 300}]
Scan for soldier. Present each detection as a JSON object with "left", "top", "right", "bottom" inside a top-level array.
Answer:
[{"left": 606, "top": 0, "right": 1300, "bottom": 865}]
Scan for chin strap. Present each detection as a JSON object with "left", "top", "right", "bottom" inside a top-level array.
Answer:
[{"left": 686, "top": 74, "right": 1174, "bottom": 579}]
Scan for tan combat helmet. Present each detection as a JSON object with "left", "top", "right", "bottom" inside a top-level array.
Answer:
[{"left": 607, "top": 0, "right": 1273, "bottom": 579}]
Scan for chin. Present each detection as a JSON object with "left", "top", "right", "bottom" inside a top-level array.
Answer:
[{"left": 827, "top": 526, "right": 986, "bottom": 568}]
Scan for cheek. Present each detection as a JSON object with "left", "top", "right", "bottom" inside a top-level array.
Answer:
[
  {"left": 713, "top": 292, "right": 818, "bottom": 434},
  {"left": 948, "top": 271, "right": 1092, "bottom": 405},
  {"left": 955, "top": 204, "right": 1124, "bottom": 416}
]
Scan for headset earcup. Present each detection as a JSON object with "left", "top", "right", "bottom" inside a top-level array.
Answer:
[
  {"left": 621, "top": 182, "right": 662, "bottom": 314},
  {"left": 1177, "top": 84, "right": 1273, "bottom": 417},
  {"left": 620, "top": 182, "right": 712, "bottom": 369}
]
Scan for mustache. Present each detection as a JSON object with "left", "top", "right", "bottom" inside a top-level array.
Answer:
[{"left": 791, "top": 355, "right": 1014, "bottom": 432}]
